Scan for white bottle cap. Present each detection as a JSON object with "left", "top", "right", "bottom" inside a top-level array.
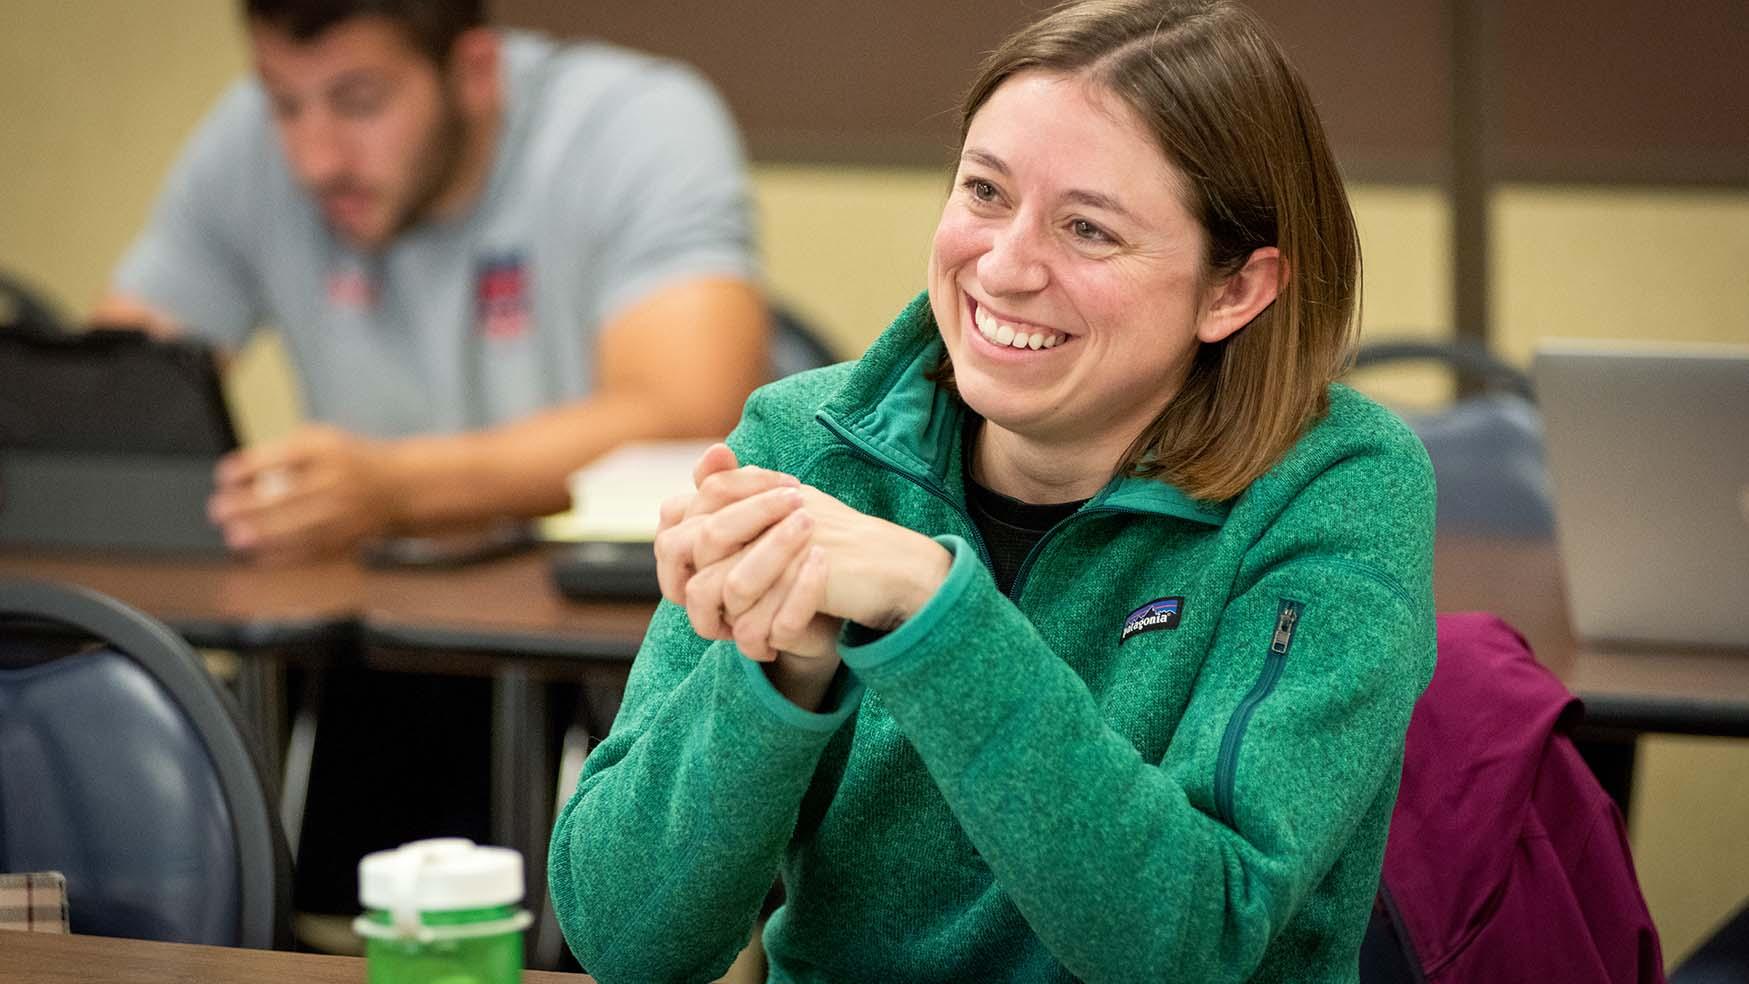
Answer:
[{"left": 358, "top": 838, "right": 524, "bottom": 922}]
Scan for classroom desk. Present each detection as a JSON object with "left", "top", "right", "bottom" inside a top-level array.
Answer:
[
  {"left": 6, "top": 536, "right": 1746, "bottom": 734},
  {"left": 353, "top": 550, "right": 652, "bottom": 931},
  {"left": 1433, "top": 533, "right": 1749, "bottom": 813},
  {"left": 0, "top": 930, "right": 592, "bottom": 984},
  {"left": 4, "top": 535, "right": 1746, "bottom": 872},
  {"left": 1433, "top": 534, "right": 1749, "bottom": 738},
  {"left": 0, "top": 550, "right": 361, "bottom": 651},
  {"left": 0, "top": 546, "right": 652, "bottom": 657}
]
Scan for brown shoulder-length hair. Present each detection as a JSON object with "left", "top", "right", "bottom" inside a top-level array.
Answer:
[{"left": 952, "top": 0, "right": 1360, "bottom": 501}]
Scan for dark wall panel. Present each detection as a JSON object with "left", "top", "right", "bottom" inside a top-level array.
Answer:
[
  {"left": 1246, "top": 0, "right": 1448, "bottom": 179},
  {"left": 495, "top": 0, "right": 1447, "bottom": 176},
  {"left": 496, "top": 0, "right": 1747, "bottom": 185},
  {"left": 1498, "top": 0, "right": 1749, "bottom": 183},
  {"left": 495, "top": 0, "right": 1045, "bottom": 166}
]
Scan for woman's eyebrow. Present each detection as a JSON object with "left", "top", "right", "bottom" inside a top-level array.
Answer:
[
  {"left": 1062, "top": 188, "right": 1135, "bottom": 220},
  {"left": 961, "top": 148, "right": 1010, "bottom": 175}
]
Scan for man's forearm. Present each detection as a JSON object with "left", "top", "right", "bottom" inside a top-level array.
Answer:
[{"left": 380, "top": 387, "right": 739, "bottom": 531}]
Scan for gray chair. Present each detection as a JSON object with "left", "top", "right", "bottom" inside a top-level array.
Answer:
[
  {"left": 1352, "top": 338, "right": 1555, "bottom": 538},
  {"left": 1670, "top": 900, "right": 1749, "bottom": 984},
  {"left": 0, "top": 578, "right": 292, "bottom": 948},
  {"left": 769, "top": 304, "right": 839, "bottom": 380}
]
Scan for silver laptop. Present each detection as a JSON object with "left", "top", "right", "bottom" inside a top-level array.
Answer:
[{"left": 1534, "top": 341, "right": 1749, "bottom": 649}]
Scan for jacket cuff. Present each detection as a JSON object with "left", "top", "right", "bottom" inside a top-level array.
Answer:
[
  {"left": 836, "top": 534, "right": 1044, "bottom": 781},
  {"left": 735, "top": 646, "right": 864, "bottom": 733},
  {"left": 839, "top": 534, "right": 980, "bottom": 674}
]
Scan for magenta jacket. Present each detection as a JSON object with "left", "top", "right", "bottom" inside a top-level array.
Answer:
[{"left": 1377, "top": 612, "right": 1665, "bottom": 982}]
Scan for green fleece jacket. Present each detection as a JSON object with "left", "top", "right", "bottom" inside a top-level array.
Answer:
[{"left": 549, "top": 293, "right": 1437, "bottom": 983}]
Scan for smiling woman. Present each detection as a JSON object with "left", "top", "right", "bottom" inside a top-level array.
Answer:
[
  {"left": 548, "top": 2, "right": 1436, "bottom": 982},
  {"left": 930, "top": 71, "right": 1290, "bottom": 502}
]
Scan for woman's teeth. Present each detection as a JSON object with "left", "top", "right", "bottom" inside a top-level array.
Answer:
[{"left": 973, "top": 305, "right": 1064, "bottom": 350}]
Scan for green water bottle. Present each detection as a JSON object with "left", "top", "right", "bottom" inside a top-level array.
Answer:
[{"left": 353, "top": 838, "right": 534, "bottom": 984}]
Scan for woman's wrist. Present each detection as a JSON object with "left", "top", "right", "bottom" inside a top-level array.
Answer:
[
  {"left": 762, "top": 655, "right": 842, "bottom": 712},
  {"left": 877, "top": 533, "right": 953, "bottom": 629}
]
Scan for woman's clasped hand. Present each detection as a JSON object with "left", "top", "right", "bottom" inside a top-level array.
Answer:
[{"left": 653, "top": 442, "right": 951, "bottom": 701}]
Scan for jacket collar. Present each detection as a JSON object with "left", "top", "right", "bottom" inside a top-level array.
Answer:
[{"left": 817, "top": 292, "right": 1228, "bottom": 528}]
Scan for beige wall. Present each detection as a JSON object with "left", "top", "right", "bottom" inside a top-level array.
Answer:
[
  {"left": 1495, "top": 186, "right": 1749, "bottom": 357},
  {"left": 0, "top": 0, "right": 302, "bottom": 440},
  {"left": 0, "top": 0, "right": 247, "bottom": 316},
  {"left": 2, "top": 0, "right": 1746, "bottom": 964}
]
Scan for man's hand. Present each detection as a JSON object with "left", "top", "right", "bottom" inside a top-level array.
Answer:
[
  {"left": 208, "top": 424, "right": 403, "bottom": 564},
  {"left": 89, "top": 294, "right": 185, "bottom": 340}
]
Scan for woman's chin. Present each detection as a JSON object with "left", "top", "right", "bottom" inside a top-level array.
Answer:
[{"left": 957, "top": 387, "right": 1056, "bottom": 438}]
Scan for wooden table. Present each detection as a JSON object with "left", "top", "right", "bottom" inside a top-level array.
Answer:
[
  {"left": 6, "top": 538, "right": 1742, "bottom": 723},
  {"left": 5, "top": 534, "right": 1746, "bottom": 869},
  {"left": 17, "top": 538, "right": 1749, "bottom": 723},
  {"left": 8, "top": 536, "right": 1746, "bottom": 735},
  {"left": 0, "top": 931, "right": 593, "bottom": 983},
  {"left": 1433, "top": 533, "right": 1749, "bottom": 810},
  {"left": 1433, "top": 534, "right": 1749, "bottom": 737},
  {"left": 0, "top": 546, "right": 654, "bottom": 658}
]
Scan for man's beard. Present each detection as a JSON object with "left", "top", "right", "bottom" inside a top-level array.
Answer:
[{"left": 387, "top": 95, "right": 470, "bottom": 239}]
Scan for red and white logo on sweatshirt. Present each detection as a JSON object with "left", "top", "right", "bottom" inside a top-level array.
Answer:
[
  {"left": 326, "top": 265, "right": 376, "bottom": 308},
  {"left": 475, "top": 253, "right": 531, "bottom": 340}
]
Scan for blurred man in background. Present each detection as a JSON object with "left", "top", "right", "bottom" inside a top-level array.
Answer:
[
  {"left": 93, "top": 0, "right": 767, "bottom": 937},
  {"left": 97, "top": 0, "right": 767, "bottom": 564}
]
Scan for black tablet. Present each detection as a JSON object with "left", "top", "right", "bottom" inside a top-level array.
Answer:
[
  {"left": 0, "top": 328, "right": 236, "bottom": 553},
  {"left": 0, "top": 328, "right": 237, "bottom": 455}
]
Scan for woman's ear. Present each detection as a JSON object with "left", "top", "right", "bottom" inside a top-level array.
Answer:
[{"left": 1197, "top": 247, "right": 1284, "bottom": 345}]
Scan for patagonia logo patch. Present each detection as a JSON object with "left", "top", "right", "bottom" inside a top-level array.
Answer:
[{"left": 1121, "top": 597, "right": 1183, "bottom": 643}]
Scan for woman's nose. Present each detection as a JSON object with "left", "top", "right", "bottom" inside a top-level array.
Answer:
[{"left": 977, "top": 221, "right": 1050, "bottom": 296}]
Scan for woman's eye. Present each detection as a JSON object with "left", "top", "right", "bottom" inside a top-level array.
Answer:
[
  {"left": 965, "top": 179, "right": 999, "bottom": 203},
  {"left": 1071, "top": 219, "right": 1111, "bottom": 243}
]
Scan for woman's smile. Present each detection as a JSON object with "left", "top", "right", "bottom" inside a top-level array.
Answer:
[{"left": 962, "top": 294, "right": 1076, "bottom": 367}]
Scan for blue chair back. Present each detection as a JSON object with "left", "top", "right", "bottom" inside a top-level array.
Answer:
[
  {"left": 0, "top": 650, "right": 242, "bottom": 942},
  {"left": 0, "top": 580, "right": 290, "bottom": 948},
  {"left": 1401, "top": 391, "right": 1555, "bottom": 537},
  {"left": 1671, "top": 900, "right": 1749, "bottom": 983},
  {"left": 1352, "top": 339, "right": 1555, "bottom": 537}
]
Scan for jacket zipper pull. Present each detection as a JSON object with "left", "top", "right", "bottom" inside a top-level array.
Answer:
[{"left": 1271, "top": 601, "right": 1301, "bottom": 655}]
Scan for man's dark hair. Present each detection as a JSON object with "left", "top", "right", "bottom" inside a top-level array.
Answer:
[{"left": 243, "top": 0, "right": 486, "bottom": 63}]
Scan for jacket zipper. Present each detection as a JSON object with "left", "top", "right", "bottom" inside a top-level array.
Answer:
[
  {"left": 1213, "top": 599, "right": 1303, "bottom": 827},
  {"left": 817, "top": 416, "right": 1166, "bottom": 607},
  {"left": 1007, "top": 506, "right": 1123, "bottom": 601},
  {"left": 816, "top": 414, "right": 996, "bottom": 571},
  {"left": 817, "top": 415, "right": 1144, "bottom": 602}
]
